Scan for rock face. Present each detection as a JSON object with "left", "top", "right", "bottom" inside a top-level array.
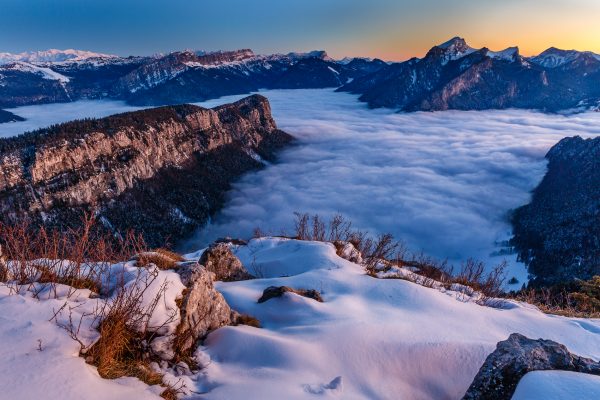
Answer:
[
  {"left": 339, "top": 37, "right": 600, "bottom": 112},
  {"left": 171, "top": 263, "right": 238, "bottom": 356},
  {"left": 511, "top": 136, "right": 600, "bottom": 284},
  {"left": 0, "top": 94, "right": 293, "bottom": 246},
  {"left": 199, "top": 243, "right": 253, "bottom": 282},
  {"left": 0, "top": 109, "right": 25, "bottom": 124},
  {"left": 462, "top": 333, "right": 600, "bottom": 400}
]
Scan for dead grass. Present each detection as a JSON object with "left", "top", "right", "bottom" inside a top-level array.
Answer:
[
  {"left": 236, "top": 314, "right": 261, "bottom": 328},
  {"left": 135, "top": 248, "right": 184, "bottom": 270}
]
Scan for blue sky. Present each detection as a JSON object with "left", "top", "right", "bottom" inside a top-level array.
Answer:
[{"left": 1, "top": 0, "right": 598, "bottom": 60}]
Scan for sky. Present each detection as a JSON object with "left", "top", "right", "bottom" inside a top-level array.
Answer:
[{"left": 0, "top": 0, "right": 599, "bottom": 60}]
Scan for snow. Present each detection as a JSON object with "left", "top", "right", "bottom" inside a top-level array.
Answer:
[
  {"left": 327, "top": 66, "right": 340, "bottom": 75},
  {"left": 487, "top": 47, "right": 519, "bottom": 61},
  {"left": 0, "top": 257, "right": 187, "bottom": 399},
  {"left": 2, "top": 61, "right": 71, "bottom": 83},
  {"left": 513, "top": 371, "right": 600, "bottom": 399},
  {"left": 192, "top": 238, "right": 600, "bottom": 399},
  {"left": 2, "top": 238, "right": 600, "bottom": 399},
  {"left": 531, "top": 48, "right": 600, "bottom": 68},
  {"left": 0, "top": 49, "right": 115, "bottom": 64}
]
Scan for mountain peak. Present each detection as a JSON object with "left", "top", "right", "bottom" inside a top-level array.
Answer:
[
  {"left": 437, "top": 36, "right": 468, "bottom": 50},
  {"left": 429, "top": 37, "right": 476, "bottom": 64},
  {"left": 486, "top": 46, "right": 520, "bottom": 61}
]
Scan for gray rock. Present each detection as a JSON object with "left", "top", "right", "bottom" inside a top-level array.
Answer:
[
  {"left": 199, "top": 243, "right": 254, "bottom": 282},
  {"left": 172, "top": 263, "right": 238, "bottom": 357},
  {"left": 462, "top": 333, "right": 600, "bottom": 400}
]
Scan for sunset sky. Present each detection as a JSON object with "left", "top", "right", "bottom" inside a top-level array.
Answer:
[{"left": 1, "top": 0, "right": 599, "bottom": 60}]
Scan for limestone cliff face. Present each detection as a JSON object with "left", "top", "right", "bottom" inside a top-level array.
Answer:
[{"left": 0, "top": 94, "right": 293, "bottom": 245}]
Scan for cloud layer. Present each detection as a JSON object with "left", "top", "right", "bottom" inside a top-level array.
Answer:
[
  {"left": 3, "top": 89, "right": 600, "bottom": 282},
  {"left": 190, "top": 89, "right": 600, "bottom": 281}
]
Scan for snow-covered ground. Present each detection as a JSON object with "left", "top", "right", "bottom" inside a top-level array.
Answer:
[
  {"left": 513, "top": 371, "right": 600, "bottom": 399},
  {"left": 3, "top": 238, "right": 599, "bottom": 399},
  {"left": 0, "top": 261, "right": 184, "bottom": 400}
]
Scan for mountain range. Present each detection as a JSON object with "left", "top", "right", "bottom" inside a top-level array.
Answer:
[
  {"left": 339, "top": 37, "right": 600, "bottom": 112},
  {"left": 2, "top": 38, "right": 600, "bottom": 121}
]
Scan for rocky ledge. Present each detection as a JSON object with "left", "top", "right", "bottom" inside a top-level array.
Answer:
[
  {"left": 463, "top": 333, "right": 600, "bottom": 400},
  {"left": 0, "top": 94, "right": 293, "bottom": 246}
]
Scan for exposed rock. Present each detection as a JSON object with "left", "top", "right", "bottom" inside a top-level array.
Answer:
[
  {"left": 258, "top": 286, "right": 323, "bottom": 303},
  {"left": 511, "top": 136, "right": 600, "bottom": 284},
  {"left": 0, "top": 94, "right": 293, "bottom": 247},
  {"left": 462, "top": 333, "right": 600, "bottom": 400},
  {"left": 199, "top": 243, "right": 253, "bottom": 281},
  {"left": 172, "top": 263, "right": 238, "bottom": 357}
]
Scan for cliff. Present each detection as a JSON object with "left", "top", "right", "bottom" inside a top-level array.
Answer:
[
  {"left": 511, "top": 136, "right": 600, "bottom": 284},
  {"left": 0, "top": 94, "right": 293, "bottom": 246}
]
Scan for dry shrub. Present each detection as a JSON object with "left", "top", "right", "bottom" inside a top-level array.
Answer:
[
  {"left": 0, "top": 214, "right": 146, "bottom": 298},
  {"left": 509, "top": 276, "right": 600, "bottom": 318},
  {"left": 236, "top": 314, "right": 261, "bottom": 328},
  {"left": 136, "top": 248, "right": 184, "bottom": 270}
]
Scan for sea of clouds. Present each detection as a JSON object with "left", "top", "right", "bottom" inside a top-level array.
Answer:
[
  {"left": 191, "top": 89, "right": 600, "bottom": 282},
  {"left": 3, "top": 89, "right": 600, "bottom": 283}
]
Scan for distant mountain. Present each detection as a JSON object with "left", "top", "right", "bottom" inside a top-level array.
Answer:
[
  {"left": 0, "top": 49, "right": 116, "bottom": 64},
  {"left": 0, "top": 95, "right": 292, "bottom": 246},
  {"left": 511, "top": 136, "right": 600, "bottom": 285},
  {"left": 338, "top": 37, "right": 600, "bottom": 112},
  {"left": 2, "top": 42, "right": 600, "bottom": 112},
  {"left": 530, "top": 47, "right": 600, "bottom": 69},
  {"left": 0, "top": 48, "right": 387, "bottom": 108},
  {"left": 0, "top": 109, "right": 24, "bottom": 123}
]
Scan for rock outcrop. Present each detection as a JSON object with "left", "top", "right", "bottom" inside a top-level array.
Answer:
[
  {"left": 199, "top": 243, "right": 253, "bottom": 282},
  {"left": 462, "top": 333, "right": 600, "bottom": 400},
  {"left": 258, "top": 286, "right": 323, "bottom": 303},
  {"left": 511, "top": 136, "right": 600, "bottom": 284},
  {"left": 170, "top": 263, "right": 238, "bottom": 356},
  {"left": 0, "top": 94, "right": 293, "bottom": 246}
]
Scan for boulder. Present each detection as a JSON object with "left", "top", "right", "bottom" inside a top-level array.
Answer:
[
  {"left": 462, "top": 333, "right": 600, "bottom": 400},
  {"left": 199, "top": 243, "right": 253, "bottom": 281},
  {"left": 170, "top": 263, "right": 238, "bottom": 357},
  {"left": 258, "top": 286, "right": 323, "bottom": 303}
]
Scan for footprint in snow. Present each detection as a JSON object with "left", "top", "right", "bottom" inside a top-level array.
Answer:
[{"left": 303, "top": 376, "right": 343, "bottom": 395}]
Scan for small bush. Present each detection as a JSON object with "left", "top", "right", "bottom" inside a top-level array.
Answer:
[
  {"left": 136, "top": 249, "right": 184, "bottom": 270},
  {"left": 236, "top": 314, "right": 261, "bottom": 328}
]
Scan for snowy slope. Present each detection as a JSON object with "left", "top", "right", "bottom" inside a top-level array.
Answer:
[
  {"left": 188, "top": 238, "right": 600, "bottom": 399},
  {"left": 2, "top": 238, "right": 600, "bottom": 399},
  {"left": 0, "top": 49, "right": 115, "bottom": 64},
  {"left": 2, "top": 61, "right": 71, "bottom": 83},
  {"left": 513, "top": 371, "right": 600, "bottom": 399}
]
